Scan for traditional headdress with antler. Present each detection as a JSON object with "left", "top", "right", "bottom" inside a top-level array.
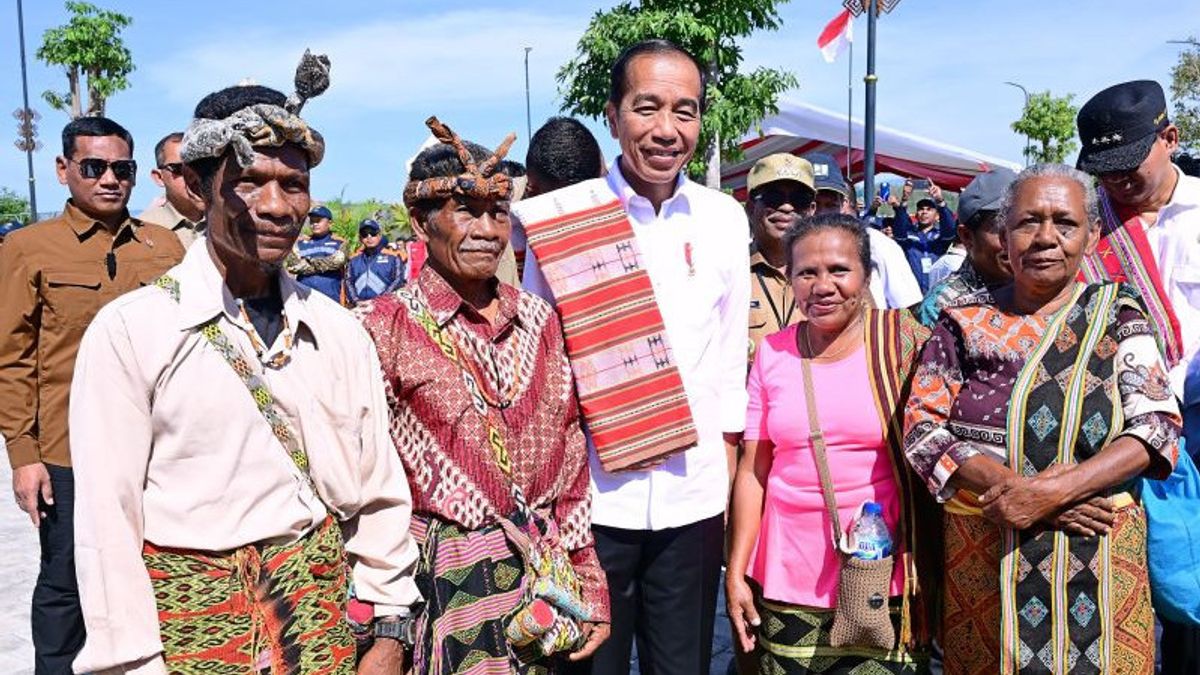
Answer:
[
  {"left": 402, "top": 116, "right": 517, "bottom": 209},
  {"left": 180, "top": 49, "right": 331, "bottom": 169}
]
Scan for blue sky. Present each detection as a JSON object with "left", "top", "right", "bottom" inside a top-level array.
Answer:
[{"left": 1, "top": 0, "right": 1196, "bottom": 214}]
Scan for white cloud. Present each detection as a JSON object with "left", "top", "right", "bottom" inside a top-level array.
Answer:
[{"left": 145, "top": 10, "right": 585, "bottom": 113}]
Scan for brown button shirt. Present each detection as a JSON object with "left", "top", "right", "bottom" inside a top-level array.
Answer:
[
  {"left": 0, "top": 200, "right": 185, "bottom": 468},
  {"left": 748, "top": 249, "right": 800, "bottom": 362}
]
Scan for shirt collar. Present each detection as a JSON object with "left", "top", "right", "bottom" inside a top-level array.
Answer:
[
  {"left": 173, "top": 237, "right": 318, "bottom": 343},
  {"left": 605, "top": 156, "right": 692, "bottom": 217},
  {"left": 749, "top": 248, "right": 787, "bottom": 279},
  {"left": 416, "top": 264, "right": 521, "bottom": 332},
  {"left": 63, "top": 199, "right": 139, "bottom": 241},
  {"left": 1165, "top": 165, "right": 1200, "bottom": 211},
  {"left": 157, "top": 200, "right": 200, "bottom": 231}
]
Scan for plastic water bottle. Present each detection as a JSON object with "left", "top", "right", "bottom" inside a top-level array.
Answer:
[{"left": 850, "top": 502, "right": 893, "bottom": 560}]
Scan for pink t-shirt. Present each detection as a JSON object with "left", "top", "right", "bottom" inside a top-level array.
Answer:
[{"left": 744, "top": 324, "right": 905, "bottom": 608}]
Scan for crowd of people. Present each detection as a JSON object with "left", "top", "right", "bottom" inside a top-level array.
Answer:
[{"left": 0, "top": 36, "right": 1197, "bottom": 675}]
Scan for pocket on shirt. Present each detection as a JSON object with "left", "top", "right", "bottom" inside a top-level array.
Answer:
[{"left": 42, "top": 271, "right": 103, "bottom": 327}]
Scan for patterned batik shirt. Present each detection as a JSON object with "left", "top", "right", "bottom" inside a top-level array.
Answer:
[
  {"left": 904, "top": 283, "right": 1180, "bottom": 500},
  {"left": 362, "top": 265, "right": 609, "bottom": 619},
  {"left": 914, "top": 259, "right": 996, "bottom": 328}
]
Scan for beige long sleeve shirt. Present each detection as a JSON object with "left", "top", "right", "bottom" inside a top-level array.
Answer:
[
  {"left": 69, "top": 241, "right": 420, "bottom": 674},
  {"left": 138, "top": 198, "right": 205, "bottom": 250}
]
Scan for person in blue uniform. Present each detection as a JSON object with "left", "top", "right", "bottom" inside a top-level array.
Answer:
[
  {"left": 287, "top": 205, "right": 347, "bottom": 302},
  {"left": 890, "top": 178, "right": 957, "bottom": 292},
  {"left": 344, "top": 219, "right": 404, "bottom": 305}
]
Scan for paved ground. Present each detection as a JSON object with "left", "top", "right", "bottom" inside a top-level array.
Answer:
[{"left": 0, "top": 461, "right": 37, "bottom": 674}]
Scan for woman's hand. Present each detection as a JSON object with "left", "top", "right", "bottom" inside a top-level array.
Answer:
[
  {"left": 1045, "top": 495, "right": 1116, "bottom": 537},
  {"left": 979, "top": 471, "right": 1071, "bottom": 530},
  {"left": 568, "top": 622, "right": 610, "bottom": 661},
  {"left": 726, "top": 573, "right": 760, "bottom": 654}
]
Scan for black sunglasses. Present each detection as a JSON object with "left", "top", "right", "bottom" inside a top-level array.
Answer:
[
  {"left": 158, "top": 162, "right": 184, "bottom": 176},
  {"left": 753, "top": 187, "right": 813, "bottom": 210},
  {"left": 70, "top": 157, "right": 137, "bottom": 181}
]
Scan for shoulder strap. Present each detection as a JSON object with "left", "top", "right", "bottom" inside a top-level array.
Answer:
[
  {"left": 800, "top": 353, "right": 846, "bottom": 553},
  {"left": 153, "top": 275, "right": 331, "bottom": 514}
]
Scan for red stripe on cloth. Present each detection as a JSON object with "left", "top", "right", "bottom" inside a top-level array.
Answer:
[
  {"left": 531, "top": 217, "right": 632, "bottom": 263},
  {"left": 581, "top": 369, "right": 689, "bottom": 412},
  {"left": 557, "top": 274, "right": 655, "bottom": 318},
  {"left": 563, "top": 306, "right": 667, "bottom": 355},
  {"left": 590, "top": 404, "right": 695, "bottom": 442}
]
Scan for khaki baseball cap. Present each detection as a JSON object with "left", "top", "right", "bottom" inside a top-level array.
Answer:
[{"left": 747, "top": 153, "right": 816, "bottom": 194}]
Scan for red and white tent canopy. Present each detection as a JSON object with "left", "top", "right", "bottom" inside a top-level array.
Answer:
[{"left": 722, "top": 97, "right": 1022, "bottom": 199}]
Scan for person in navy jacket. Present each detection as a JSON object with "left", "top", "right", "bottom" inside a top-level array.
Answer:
[
  {"left": 344, "top": 219, "right": 405, "bottom": 305},
  {"left": 890, "top": 178, "right": 957, "bottom": 291},
  {"left": 288, "top": 205, "right": 347, "bottom": 302}
]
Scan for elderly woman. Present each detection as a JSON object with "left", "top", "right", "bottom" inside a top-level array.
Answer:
[
  {"left": 359, "top": 118, "right": 609, "bottom": 673},
  {"left": 727, "top": 212, "right": 937, "bottom": 674},
  {"left": 904, "top": 164, "right": 1181, "bottom": 674}
]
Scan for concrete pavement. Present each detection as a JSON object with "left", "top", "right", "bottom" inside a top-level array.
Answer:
[{"left": 0, "top": 461, "right": 38, "bottom": 674}]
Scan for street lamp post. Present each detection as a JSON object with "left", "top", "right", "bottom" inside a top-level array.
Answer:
[
  {"left": 1005, "top": 81, "right": 1031, "bottom": 166},
  {"left": 845, "top": 0, "right": 902, "bottom": 205},
  {"left": 524, "top": 47, "right": 533, "bottom": 143},
  {"left": 15, "top": 0, "right": 38, "bottom": 220}
]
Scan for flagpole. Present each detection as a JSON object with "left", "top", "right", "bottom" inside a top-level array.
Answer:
[
  {"left": 863, "top": 0, "right": 878, "bottom": 204},
  {"left": 846, "top": 36, "right": 853, "bottom": 178}
]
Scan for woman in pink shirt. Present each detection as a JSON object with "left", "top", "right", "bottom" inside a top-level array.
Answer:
[{"left": 726, "top": 213, "right": 938, "bottom": 674}]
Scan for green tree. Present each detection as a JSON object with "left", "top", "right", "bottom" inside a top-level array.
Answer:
[
  {"left": 557, "top": 0, "right": 798, "bottom": 186},
  {"left": 0, "top": 187, "right": 31, "bottom": 222},
  {"left": 318, "top": 198, "right": 411, "bottom": 252},
  {"left": 1170, "top": 37, "right": 1200, "bottom": 153},
  {"left": 37, "top": 2, "right": 135, "bottom": 119},
  {"left": 1011, "top": 91, "right": 1078, "bottom": 164}
]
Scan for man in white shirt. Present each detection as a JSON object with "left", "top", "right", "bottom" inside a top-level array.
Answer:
[
  {"left": 69, "top": 72, "right": 419, "bottom": 675},
  {"left": 515, "top": 39, "right": 749, "bottom": 675},
  {"left": 805, "top": 152, "right": 923, "bottom": 309},
  {"left": 1076, "top": 78, "right": 1200, "bottom": 675}
]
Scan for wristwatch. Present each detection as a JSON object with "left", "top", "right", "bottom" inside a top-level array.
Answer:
[{"left": 373, "top": 613, "right": 417, "bottom": 647}]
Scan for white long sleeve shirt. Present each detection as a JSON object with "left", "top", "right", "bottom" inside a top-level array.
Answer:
[
  {"left": 70, "top": 242, "right": 420, "bottom": 674},
  {"left": 867, "top": 227, "right": 924, "bottom": 309},
  {"left": 516, "top": 160, "right": 751, "bottom": 531},
  {"left": 1142, "top": 170, "right": 1200, "bottom": 411}
]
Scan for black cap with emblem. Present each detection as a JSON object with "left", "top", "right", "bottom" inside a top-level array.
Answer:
[{"left": 1076, "top": 80, "right": 1170, "bottom": 175}]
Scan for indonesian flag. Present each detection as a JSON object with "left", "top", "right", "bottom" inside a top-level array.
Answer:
[{"left": 818, "top": 9, "right": 853, "bottom": 63}]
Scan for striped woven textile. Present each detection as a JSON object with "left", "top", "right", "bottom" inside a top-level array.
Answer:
[
  {"left": 1079, "top": 188, "right": 1182, "bottom": 367},
  {"left": 516, "top": 180, "right": 698, "bottom": 472},
  {"left": 143, "top": 516, "right": 354, "bottom": 674},
  {"left": 411, "top": 514, "right": 551, "bottom": 674}
]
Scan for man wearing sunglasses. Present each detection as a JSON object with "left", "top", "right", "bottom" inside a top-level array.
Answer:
[
  {"left": 344, "top": 219, "right": 405, "bottom": 306},
  {"left": 744, "top": 153, "right": 816, "bottom": 360},
  {"left": 0, "top": 116, "right": 184, "bottom": 673},
  {"left": 1075, "top": 79, "right": 1200, "bottom": 675},
  {"left": 139, "top": 132, "right": 205, "bottom": 248}
]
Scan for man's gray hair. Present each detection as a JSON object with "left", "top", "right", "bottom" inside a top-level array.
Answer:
[{"left": 996, "top": 163, "right": 1100, "bottom": 229}]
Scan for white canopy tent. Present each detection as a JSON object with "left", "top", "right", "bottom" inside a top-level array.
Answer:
[{"left": 722, "top": 97, "right": 1022, "bottom": 199}]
